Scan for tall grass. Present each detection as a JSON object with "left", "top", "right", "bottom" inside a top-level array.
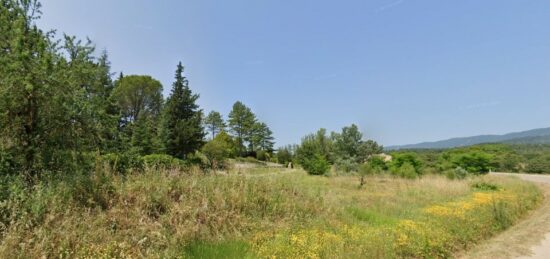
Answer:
[{"left": 0, "top": 167, "right": 541, "bottom": 258}]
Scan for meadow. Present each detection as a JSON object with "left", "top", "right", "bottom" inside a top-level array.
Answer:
[{"left": 0, "top": 163, "right": 541, "bottom": 258}]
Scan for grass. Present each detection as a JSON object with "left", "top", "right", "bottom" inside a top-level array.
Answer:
[{"left": 0, "top": 166, "right": 542, "bottom": 258}]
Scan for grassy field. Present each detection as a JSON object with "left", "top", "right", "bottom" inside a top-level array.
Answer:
[{"left": 0, "top": 165, "right": 542, "bottom": 258}]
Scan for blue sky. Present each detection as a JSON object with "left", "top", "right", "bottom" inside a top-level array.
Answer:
[{"left": 38, "top": 0, "right": 550, "bottom": 147}]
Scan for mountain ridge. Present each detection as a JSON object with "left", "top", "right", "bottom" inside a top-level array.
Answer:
[{"left": 387, "top": 127, "right": 550, "bottom": 150}]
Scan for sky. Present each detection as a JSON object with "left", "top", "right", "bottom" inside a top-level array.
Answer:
[{"left": 37, "top": 0, "right": 550, "bottom": 147}]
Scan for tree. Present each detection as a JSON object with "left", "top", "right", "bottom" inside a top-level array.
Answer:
[
  {"left": 111, "top": 75, "right": 163, "bottom": 125},
  {"left": 0, "top": 1, "right": 118, "bottom": 175},
  {"left": 201, "top": 131, "right": 237, "bottom": 169},
  {"left": 332, "top": 124, "right": 363, "bottom": 159},
  {"left": 228, "top": 101, "right": 256, "bottom": 156},
  {"left": 451, "top": 151, "right": 493, "bottom": 174},
  {"left": 276, "top": 145, "right": 294, "bottom": 165},
  {"left": 359, "top": 140, "right": 383, "bottom": 162},
  {"left": 526, "top": 155, "right": 550, "bottom": 174},
  {"left": 250, "top": 122, "right": 275, "bottom": 152},
  {"left": 161, "top": 62, "right": 205, "bottom": 159},
  {"left": 390, "top": 153, "right": 423, "bottom": 175},
  {"left": 302, "top": 153, "right": 330, "bottom": 175},
  {"left": 330, "top": 124, "right": 382, "bottom": 172},
  {"left": 130, "top": 115, "right": 158, "bottom": 155},
  {"left": 296, "top": 128, "right": 333, "bottom": 166},
  {"left": 204, "top": 111, "right": 226, "bottom": 139}
]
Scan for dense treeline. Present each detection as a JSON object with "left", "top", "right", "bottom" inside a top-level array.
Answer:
[
  {"left": 277, "top": 124, "right": 384, "bottom": 175},
  {"left": 389, "top": 143, "right": 550, "bottom": 178},
  {"left": 0, "top": 0, "right": 275, "bottom": 178}
]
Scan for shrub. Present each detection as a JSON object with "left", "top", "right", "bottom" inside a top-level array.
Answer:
[
  {"left": 256, "top": 150, "right": 269, "bottom": 162},
  {"left": 142, "top": 154, "right": 184, "bottom": 170},
  {"left": 276, "top": 147, "right": 293, "bottom": 165},
  {"left": 394, "top": 162, "right": 418, "bottom": 179},
  {"left": 0, "top": 150, "right": 17, "bottom": 176},
  {"left": 390, "top": 153, "right": 422, "bottom": 175},
  {"left": 201, "top": 132, "right": 238, "bottom": 169},
  {"left": 100, "top": 153, "right": 143, "bottom": 173},
  {"left": 445, "top": 167, "right": 468, "bottom": 180},
  {"left": 334, "top": 157, "right": 359, "bottom": 173},
  {"left": 186, "top": 151, "right": 210, "bottom": 170},
  {"left": 65, "top": 171, "right": 116, "bottom": 209},
  {"left": 302, "top": 153, "right": 330, "bottom": 175},
  {"left": 367, "top": 156, "right": 388, "bottom": 172},
  {"left": 358, "top": 163, "right": 377, "bottom": 186},
  {"left": 526, "top": 155, "right": 550, "bottom": 174},
  {"left": 451, "top": 151, "right": 493, "bottom": 174},
  {"left": 471, "top": 181, "right": 500, "bottom": 191}
]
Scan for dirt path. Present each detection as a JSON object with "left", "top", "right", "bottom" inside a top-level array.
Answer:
[{"left": 460, "top": 173, "right": 550, "bottom": 259}]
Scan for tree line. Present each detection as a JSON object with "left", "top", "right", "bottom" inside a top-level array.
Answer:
[{"left": 0, "top": 0, "right": 274, "bottom": 178}]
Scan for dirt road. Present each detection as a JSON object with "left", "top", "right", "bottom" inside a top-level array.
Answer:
[{"left": 461, "top": 173, "right": 550, "bottom": 259}]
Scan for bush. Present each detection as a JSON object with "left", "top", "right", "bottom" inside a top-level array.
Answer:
[
  {"left": 186, "top": 151, "right": 210, "bottom": 170},
  {"left": 445, "top": 167, "right": 468, "bottom": 180},
  {"left": 451, "top": 151, "right": 493, "bottom": 174},
  {"left": 142, "top": 154, "right": 184, "bottom": 170},
  {"left": 526, "top": 155, "right": 550, "bottom": 174},
  {"left": 390, "top": 153, "right": 422, "bottom": 176},
  {"left": 0, "top": 150, "right": 17, "bottom": 176},
  {"left": 394, "top": 162, "right": 418, "bottom": 179},
  {"left": 471, "top": 181, "right": 500, "bottom": 191},
  {"left": 368, "top": 156, "right": 388, "bottom": 172},
  {"left": 302, "top": 153, "right": 330, "bottom": 175},
  {"left": 100, "top": 153, "right": 143, "bottom": 174},
  {"left": 201, "top": 132, "right": 238, "bottom": 169},
  {"left": 276, "top": 147, "right": 293, "bottom": 165},
  {"left": 256, "top": 150, "right": 270, "bottom": 162},
  {"left": 334, "top": 157, "right": 359, "bottom": 173}
]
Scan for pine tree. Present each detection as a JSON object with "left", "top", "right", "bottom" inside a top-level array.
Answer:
[
  {"left": 161, "top": 62, "right": 205, "bottom": 159},
  {"left": 251, "top": 122, "right": 275, "bottom": 152},
  {"left": 228, "top": 101, "right": 256, "bottom": 156},
  {"left": 204, "top": 111, "right": 226, "bottom": 139}
]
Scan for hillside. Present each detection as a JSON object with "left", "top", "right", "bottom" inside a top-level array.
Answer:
[{"left": 388, "top": 127, "right": 550, "bottom": 150}]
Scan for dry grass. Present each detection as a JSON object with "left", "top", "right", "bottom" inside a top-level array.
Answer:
[
  {"left": 460, "top": 180, "right": 550, "bottom": 259},
  {"left": 0, "top": 168, "right": 542, "bottom": 258}
]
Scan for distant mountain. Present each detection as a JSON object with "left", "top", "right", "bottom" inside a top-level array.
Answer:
[{"left": 387, "top": 127, "right": 550, "bottom": 150}]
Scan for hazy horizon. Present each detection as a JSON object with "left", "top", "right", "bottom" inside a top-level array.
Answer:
[{"left": 38, "top": 0, "right": 550, "bottom": 146}]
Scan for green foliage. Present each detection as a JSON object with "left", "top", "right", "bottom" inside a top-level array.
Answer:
[
  {"left": 451, "top": 151, "right": 493, "bottom": 174},
  {"left": 228, "top": 101, "right": 257, "bottom": 155},
  {"left": 525, "top": 155, "right": 550, "bottom": 174},
  {"left": 204, "top": 111, "right": 226, "bottom": 139},
  {"left": 275, "top": 146, "right": 294, "bottom": 165},
  {"left": 101, "top": 153, "right": 143, "bottom": 174},
  {"left": 142, "top": 154, "right": 184, "bottom": 169},
  {"left": 332, "top": 124, "right": 364, "bottom": 161},
  {"left": 390, "top": 153, "right": 422, "bottom": 177},
  {"left": 394, "top": 162, "right": 418, "bottom": 179},
  {"left": 183, "top": 240, "right": 251, "bottom": 259},
  {"left": 201, "top": 131, "right": 237, "bottom": 169},
  {"left": 256, "top": 150, "right": 269, "bottom": 161},
  {"left": 368, "top": 156, "right": 388, "bottom": 172},
  {"left": 331, "top": 124, "right": 383, "bottom": 168},
  {"left": 250, "top": 122, "right": 275, "bottom": 152},
  {"left": 302, "top": 153, "right": 330, "bottom": 175},
  {"left": 186, "top": 151, "right": 210, "bottom": 169},
  {"left": 334, "top": 157, "right": 360, "bottom": 173},
  {"left": 296, "top": 129, "right": 333, "bottom": 167},
  {"left": 111, "top": 75, "right": 163, "bottom": 124},
  {"left": 130, "top": 115, "right": 160, "bottom": 155},
  {"left": 445, "top": 167, "right": 469, "bottom": 180},
  {"left": 160, "top": 62, "right": 205, "bottom": 159},
  {"left": 0, "top": 1, "right": 118, "bottom": 175},
  {"left": 471, "top": 181, "right": 500, "bottom": 191}
]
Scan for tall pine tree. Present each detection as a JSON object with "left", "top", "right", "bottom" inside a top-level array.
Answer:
[{"left": 161, "top": 62, "right": 205, "bottom": 159}]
